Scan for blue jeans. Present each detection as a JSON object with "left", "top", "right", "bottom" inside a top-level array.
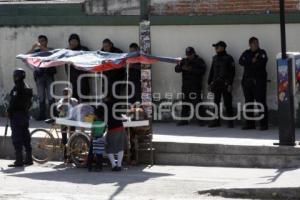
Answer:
[{"left": 36, "top": 75, "right": 55, "bottom": 118}]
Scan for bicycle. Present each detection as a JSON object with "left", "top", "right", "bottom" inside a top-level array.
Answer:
[{"left": 30, "top": 118, "right": 91, "bottom": 168}]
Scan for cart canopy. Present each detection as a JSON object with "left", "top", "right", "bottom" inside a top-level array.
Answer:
[{"left": 16, "top": 49, "right": 181, "bottom": 72}]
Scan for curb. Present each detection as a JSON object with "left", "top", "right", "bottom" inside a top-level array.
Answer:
[{"left": 199, "top": 187, "right": 300, "bottom": 200}]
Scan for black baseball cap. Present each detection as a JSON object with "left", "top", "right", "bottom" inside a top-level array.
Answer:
[
  {"left": 212, "top": 41, "right": 227, "bottom": 48},
  {"left": 185, "top": 47, "right": 195, "bottom": 55}
]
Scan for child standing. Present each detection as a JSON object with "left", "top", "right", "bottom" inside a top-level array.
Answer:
[{"left": 87, "top": 119, "right": 106, "bottom": 172}]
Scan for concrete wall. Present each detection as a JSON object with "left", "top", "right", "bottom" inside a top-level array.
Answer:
[
  {"left": 1, "top": 24, "right": 300, "bottom": 113},
  {"left": 151, "top": 24, "right": 300, "bottom": 110},
  {"left": 0, "top": 26, "right": 139, "bottom": 111}
]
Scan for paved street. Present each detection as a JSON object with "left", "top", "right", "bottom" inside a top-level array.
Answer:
[
  {"left": 2, "top": 117, "right": 300, "bottom": 147},
  {"left": 1, "top": 118, "right": 300, "bottom": 199},
  {"left": 1, "top": 119, "right": 300, "bottom": 199},
  {"left": 1, "top": 159, "right": 300, "bottom": 200}
]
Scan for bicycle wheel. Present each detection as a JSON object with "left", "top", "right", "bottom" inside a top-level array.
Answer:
[
  {"left": 30, "top": 129, "right": 55, "bottom": 164},
  {"left": 68, "top": 132, "right": 90, "bottom": 168}
]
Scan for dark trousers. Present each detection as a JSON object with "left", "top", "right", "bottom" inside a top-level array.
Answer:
[
  {"left": 87, "top": 141, "right": 103, "bottom": 170},
  {"left": 69, "top": 67, "right": 90, "bottom": 102},
  {"left": 36, "top": 75, "right": 55, "bottom": 118},
  {"left": 213, "top": 88, "right": 234, "bottom": 122},
  {"left": 181, "top": 87, "right": 204, "bottom": 121},
  {"left": 10, "top": 113, "right": 32, "bottom": 158},
  {"left": 129, "top": 130, "right": 137, "bottom": 161},
  {"left": 128, "top": 79, "right": 142, "bottom": 104},
  {"left": 242, "top": 77, "right": 268, "bottom": 127},
  {"left": 129, "top": 69, "right": 142, "bottom": 104}
]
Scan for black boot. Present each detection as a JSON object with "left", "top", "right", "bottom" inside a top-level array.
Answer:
[
  {"left": 8, "top": 152, "right": 24, "bottom": 167},
  {"left": 260, "top": 124, "right": 269, "bottom": 131},
  {"left": 23, "top": 151, "right": 33, "bottom": 166},
  {"left": 176, "top": 120, "right": 189, "bottom": 126},
  {"left": 242, "top": 122, "right": 256, "bottom": 130},
  {"left": 208, "top": 120, "right": 221, "bottom": 128},
  {"left": 96, "top": 155, "right": 103, "bottom": 172},
  {"left": 227, "top": 121, "right": 234, "bottom": 128},
  {"left": 197, "top": 120, "right": 207, "bottom": 127}
]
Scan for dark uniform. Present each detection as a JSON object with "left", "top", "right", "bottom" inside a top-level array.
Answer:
[
  {"left": 67, "top": 45, "right": 90, "bottom": 102},
  {"left": 175, "top": 50, "right": 207, "bottom": 125},
  {"left": 7, "top": 69, "right": 33, "bottom": 167},
  {"left": 239, "top": 48, "right": 268, "bottom": 130},
  {"left": 208, "top": 45, "right": 235, "bottom": 127},
  {"left": 102, "top": 46, "right": 125, "bottom": 98},
  {"left": 128, "top": 63, "right": 141, "bottom": 104},
  {"left": 66, "top": 34, "right": 90, "bottom": 102}
]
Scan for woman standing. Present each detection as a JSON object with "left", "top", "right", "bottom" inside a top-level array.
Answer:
[{"left": 103, "top": 96, "right": 128, "bottom": 171}]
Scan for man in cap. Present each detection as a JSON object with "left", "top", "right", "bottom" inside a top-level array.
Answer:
[
  {"left": 239, "top": 37, "right": 269, "bottom": 131},
  {"left": 208, "top": 41, "right": 235, "bottom": 128},
  {"left": 175, "top": 47, "right": 207, "bottom": 126},
  {"left": 6, "top": 68, "right": 33, "bottom": 167}
]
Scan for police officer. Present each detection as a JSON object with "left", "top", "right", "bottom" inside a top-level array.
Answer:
[
  {"left": 208, "top": 41, "right": 235, "bottom": 128},
  {"left": 101, "top": 38, "right": 125, "bottom": 98},
  {"left": 6, "top": 68, "right": 33, "bottom": 167},
  {"left": 175, "top": 47, "right": 207, "bottom": 126},
  {"left": 128, "top": 43, "right": 142, "bottom": 104},
  {"left": 239, "top": 37, "right": 268, "bottom": 131}
]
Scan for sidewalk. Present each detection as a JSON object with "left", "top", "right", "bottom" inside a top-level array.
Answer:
[
  {"left": 198, "top": 167, "right": 300, "bottom": 199},
  {"left": 2, "top": 117, "right": 300, "bottom": 168},
  {"left": 153, "top": 122, "right": 300, "bottom": 146},
  {"left": 1, "top": 159, "right": 299, "bottom": 200},
  {"left": 1, "top": 117, "right": 300, "bottom": 146}
]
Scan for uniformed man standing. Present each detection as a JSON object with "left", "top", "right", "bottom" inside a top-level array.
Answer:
[
  {"left": 239, "top": 37, "right": 269, "bottom": 131},
  {"left": 6, "top": 69, "right": 33, "bottom": 167},
  {"left": 128, "top": 43, "right": 142, "bottom": 104},
  {"left": 175, "top": 47, "right": 207, "bottom": 126},
  {"left": 208, "top": 41, "right": 235, "bottom": 128},
  {"left": 101, "top": 39, "right": 125, "bottom": 98}
]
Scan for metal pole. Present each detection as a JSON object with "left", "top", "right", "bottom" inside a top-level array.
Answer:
[
  {"left": 140, "top": 0, "right": 149, "bottom": 21},
  {"left": 68, "top": 64, "right": 71, "bottom": 105},
  {"left": 100, "top": 72, "right": 103, "bottom": 103},
  {"left": 95, "top": 72, "right": 98, "bottom": 107},
  {"left": 280, "top": 0, "right": 287, "bottom": 59},
  {"left": 126, "top": 63, "right": 129, "bottom": 111}
]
